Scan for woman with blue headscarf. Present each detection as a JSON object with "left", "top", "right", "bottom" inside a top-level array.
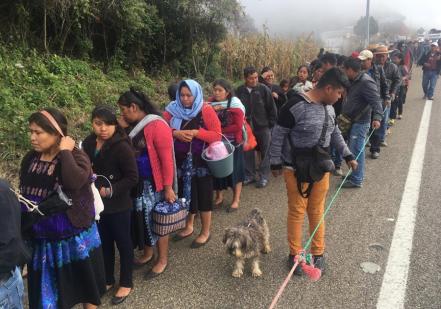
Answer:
[{"left": 164, "top": 80, "right": 221, "bottom": 248}]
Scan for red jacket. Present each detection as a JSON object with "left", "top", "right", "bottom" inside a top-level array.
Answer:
[
  {"left": 143, "top": 119, "right": 175, "bottom": 192},
  {"left": 163, "top": 103, "right": 222, "bottom": 144}
]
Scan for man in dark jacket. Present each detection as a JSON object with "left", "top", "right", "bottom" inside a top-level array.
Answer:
[
  {"left": 418, "top": 42, "right": 441, "bottom": 100},
  {"left": 341, "top": 58, "right": 382, "bottom": 188},
  {"left": 236, "top": 66, "right": 277, "bottom": 188},
  {"left": 359, "top": 49, "right": 390, "bottom": 159},
  {"left": 0, "top": 179, "right": 29, "bottom": 309},
  {"left": 372, "top": 45, "right": 401, "bottom": 152}
]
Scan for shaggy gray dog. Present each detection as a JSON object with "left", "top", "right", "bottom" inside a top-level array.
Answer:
[{"left": 222, "top": 208, "right": 271, "bottom": 278}]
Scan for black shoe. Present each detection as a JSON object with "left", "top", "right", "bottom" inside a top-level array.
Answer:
[
  {"left": 428, "top": 97, "right": 434, "bottom": 100},
  {"left": 287, "top": 254, "right": 303, "bottom": 276},
  {"left": 370, "top": 151, "right": 379, "bottom": 159},
  {"left": 313, "top": 255, "right": 326, "bottom": 274},
  {"left": 111, "top": 293, "right": 130, "bottom": 305},
  {"left": 341, "top": 181, "right": 362, "bottom": 188},
  {"left": 145, "top": 264, "right": 168, "bottom": 280}
]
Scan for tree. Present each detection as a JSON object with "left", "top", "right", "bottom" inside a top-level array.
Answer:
[{"left": 353, "top": 16, "right": 379, "bottom": 38}]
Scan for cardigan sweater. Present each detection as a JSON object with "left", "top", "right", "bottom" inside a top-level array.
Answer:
[{"left": 141, "top": 119, "right": 175, "bottom": 192}]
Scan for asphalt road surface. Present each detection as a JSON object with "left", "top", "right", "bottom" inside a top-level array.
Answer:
[{"left": 58, "top": 69, "right": 441, "bottom": 309}]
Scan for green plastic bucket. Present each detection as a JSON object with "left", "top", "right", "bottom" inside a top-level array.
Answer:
[{"left": 202, "top": 137, "right": 235, "bottom": 178}]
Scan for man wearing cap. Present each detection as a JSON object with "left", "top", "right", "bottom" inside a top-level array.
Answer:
[
  {"left": 372, "top": 45, "right": 401, "bottom": 152},
  {"left": 418, "top": 42, "right": 441, "bottom": 100},
  {"left": 341, "top": 57, "right": 383, "bottom": 188},
  {"left": 358, "top": 49, "right": 390, "bottom": 159}
]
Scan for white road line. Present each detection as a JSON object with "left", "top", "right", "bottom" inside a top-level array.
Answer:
[{"left": 377, "top": 100, "right": 433, "bottom": 309}]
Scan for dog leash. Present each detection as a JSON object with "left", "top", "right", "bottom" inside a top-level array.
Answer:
[{"left": 269, "top": 113, "right": 384, "bottom": 309}]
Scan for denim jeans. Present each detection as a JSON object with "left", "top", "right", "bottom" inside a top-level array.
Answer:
[
  {"left": 378, "top": 106, "right": 390, "bottom": 142},
  {"left": 422, "top": 70, "right": 439, "bottom": 98},
  {"left": 347, "top": 122, "right": 370, "bottom": 186},
  {"left": 0, "top": 267, "right": 24, "bottom": 309},
  {"left": 331, "top": 145, "right": 343, "bottom": 168},
  {"left": 370, "top": 106, "right": 389, "bottom": 153}
]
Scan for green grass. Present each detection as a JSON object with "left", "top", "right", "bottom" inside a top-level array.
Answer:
[{"left": 0, "top": 45, "right": 170, "bottom": 183}]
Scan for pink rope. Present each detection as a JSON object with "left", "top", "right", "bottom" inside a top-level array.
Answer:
[{"left": 268, "top": 258, "right": 300, "bottom": 309}]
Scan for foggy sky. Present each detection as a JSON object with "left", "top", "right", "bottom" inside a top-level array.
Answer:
[{"left": 240, "top": 0, "right": 441, "bottom": 37}]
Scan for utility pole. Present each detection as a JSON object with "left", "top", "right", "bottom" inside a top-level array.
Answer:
[{"left": 365, "top": 0, "right": 370, "bottom": 47}]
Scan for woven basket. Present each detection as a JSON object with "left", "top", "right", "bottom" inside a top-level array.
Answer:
[{"left": 152, "top": 201, "right": 188, "bottom": 236}]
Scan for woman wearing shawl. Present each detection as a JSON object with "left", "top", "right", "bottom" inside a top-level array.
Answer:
[
  {"left": 118, "top": 89, "right": 176, "bottom": 281},
  {"left": 19, "top": 108, "right": 106, "bottom": 309},
  {"left": 164, "top": 79, "right": 221, "bottom": 248},
  {"left": 208, "top": 79, "right": 245, "bottom": 212}
]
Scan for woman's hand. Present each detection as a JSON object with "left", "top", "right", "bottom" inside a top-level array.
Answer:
[
  {"left": 272, "top": 92, "right": 279, "bottom": 99},
  {"left": 173, "top": 130, "right": 195, "bottom": 142},
  {"left": 59, "top": 136, "right": 76, "bottom": 151},
  {"left": 164, "top": 186, "right": 176, "bottom": 203},
  {"left": 117, "top": 116, "right": 129, "bottom": 129},
  {"left": 99, "top": 187, "right": 110, "bottom": 198}
]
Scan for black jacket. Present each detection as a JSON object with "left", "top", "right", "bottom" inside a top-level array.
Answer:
[
  {"left": 0, "top": 179, "right": 30, "bottom": 273},
  {"left": 342, "top": 72, "right": 383, "bottom": 124},
  {"left": 418, "top": 51, "right": 441, "bottom": 74},
  {"left": 382, "top": 61, "right": 401, "bottom": 97},
  {"left": 367, "top": 64, "right": 390, "bottom": 101},
  {"left": 263, "top": 82, "right": 287, "bottom": 111},
  {"left": 236, "top": 83, "right": 277, "bottom": 130},
  {"left": 82, "top": 131, "right": 138, "bottom": 215}
]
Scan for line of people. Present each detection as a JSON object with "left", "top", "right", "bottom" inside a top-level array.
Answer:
[{"left": 1, "top": 41, "right": 437, "bottom": 308}]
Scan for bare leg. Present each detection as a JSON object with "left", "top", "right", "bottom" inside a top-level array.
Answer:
[
  {"left": 194, "top": 211, "right": 211, "bottom": 243},
  {"left": 232, "top": 258, "right": 245, "bottom": 278},
  {"left": 230, "top": 182, "right": 242, "bottom": 209},
  {"left": 214, "top": 190, "right": 224, "bottom": 206},
  {"left": 114, "top": 287, "right": 131, "bottom": 298},
  {"left": 134, "top": 245, "right": 153, "bottom": 264},
  {"left": 151, "top": 235, "right": 169, "bottom": 273},
  {"left": 177, "top": 214, "right": 195, "bottom": 237},
  {"left": 251, "top": 258, "right": 262, "bottom": 277}
]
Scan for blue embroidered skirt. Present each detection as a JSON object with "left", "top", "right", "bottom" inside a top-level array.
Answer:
[
  {"left": 132, "top": 179, "right": 164, "bottom": 249},
  {"left": 27, "top": 223, "right": 106, "bottom": 309}
]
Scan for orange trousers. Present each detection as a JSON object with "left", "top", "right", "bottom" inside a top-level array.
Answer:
[{"left": 283, "top": 169, "right": 329, "bottom": 256}]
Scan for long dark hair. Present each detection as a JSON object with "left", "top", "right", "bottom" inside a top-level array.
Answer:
[
  {"left": 212, "top": 79, "right": 234, "bottom": 101},
  {"left": 28, "top": 107, "right": 68, "bottom": 136},
  {"left": 91, "top": 105, "right": 127, "bottom": 138},
  {"left": 118, "top": 88, "right": 160, "bottom": 116}
]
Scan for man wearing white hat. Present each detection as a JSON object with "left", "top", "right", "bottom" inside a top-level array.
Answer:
[
  {"left": 418, "top": 42, "right": 441, "bottom": 100},
  {"left": 359, "top": 49, "right": 390, "bottom": 159}
]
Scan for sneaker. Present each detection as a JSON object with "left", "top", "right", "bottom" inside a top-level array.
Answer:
[
  {"left": 380, "top": 141, "right": 388, "bottom": 147},
  {"left": 288, "top": 254, "right": 303, "bottom": 276},
  {"left": 333, "top": 167, "right": 343, "bottom": 176},
  {"left": 397, "top": 115, "right": 402, "bottom": 120},
  {"left": 428, "top": 97, "right": 434, "bottom": 100},
  {"left": 388, "top": 119, "right": 395, "bottom": 126},
  {"left": 313, "top": 255, "right": 326, "bottom": 274},
  {"left": 243, "top": 177, "right": 255, "bottom": 186},
  {"left": 341, "top": 181, "right": 362, "bottom": 188},
  {"left": 370, "top": 151, "right": 379, "bottom": 159},
  {"left": 255, "top": 179, "right": 268, "bottom": 188}
]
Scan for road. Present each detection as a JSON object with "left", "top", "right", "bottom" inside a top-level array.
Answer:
[{"left": 86, "top": 69, "right": 440, "bottom": 309}]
